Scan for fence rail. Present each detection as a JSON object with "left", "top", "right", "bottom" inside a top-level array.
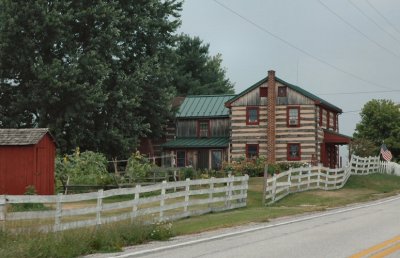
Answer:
[
  {"left": 264, "top": 155, "right": 400, "bottom": 204},
  {"left": 0, "top": 175, "right": 249, "bottom": 232}
]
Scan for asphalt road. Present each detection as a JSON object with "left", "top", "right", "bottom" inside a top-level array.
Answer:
[{"left": 94, "top": 195, "right": 400, "bottom": 258}]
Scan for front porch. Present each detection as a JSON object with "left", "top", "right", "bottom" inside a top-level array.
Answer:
[{"left": 321, "top": 130, "right": 352, "bottom": 168}]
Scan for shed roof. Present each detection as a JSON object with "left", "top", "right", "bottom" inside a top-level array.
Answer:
[
  {"left": 161, "top": 137, "right": 229, "bottom": 148},
  {"left": 225, "top": 76, "right": 342, "bottom": 113},
  {"left": 0, "top": 128, "right": 53, "bottom": 146},
  {"left": 177, "top": 95, "right": 235, "bottom": 118}
]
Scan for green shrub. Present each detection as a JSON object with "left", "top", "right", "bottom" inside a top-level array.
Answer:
[
  {"left": 125, "top": 151, "right": 152, "bottom": 183},
  {"left": 10, "top": 186, "right": 51, "bottom": 212},
  {"left": 56, "top": 148, "right": 113, "bottom": 186}
]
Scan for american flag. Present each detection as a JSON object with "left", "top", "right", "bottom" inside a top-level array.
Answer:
[{"left": 380, "top": 144, "right": 393, "bottom": 161}]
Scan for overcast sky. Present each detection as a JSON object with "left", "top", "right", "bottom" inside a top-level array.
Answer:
[{"left": 179, "top": 0, "right": 400, "bottom": 138}]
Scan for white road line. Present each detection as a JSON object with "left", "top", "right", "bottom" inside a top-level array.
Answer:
[{"left": 109, "top": 195, "right": 400, "bottom": 258}]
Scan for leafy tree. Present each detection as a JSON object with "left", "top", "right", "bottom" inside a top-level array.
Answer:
[
  {"left": 0, "top": 0, "right": 182, "bottom": 158},
  {"left": 353, "top": 99, "right": 400, "bottom": 159},
  {"left": 172, "top": 34, "right": 234, "bottom": 96},
  {"left": 349, "top": 138, "right": 378, "bottom": 157}
]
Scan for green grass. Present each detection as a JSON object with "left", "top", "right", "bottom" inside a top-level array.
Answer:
[
  {"left": 0, "top": 221, "right": 173, "bottom": 258},
  {"left": 172, "top": 174, "right": 400, "bottom": 235}
]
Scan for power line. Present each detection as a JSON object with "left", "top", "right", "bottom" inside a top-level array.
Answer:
[
  {"left": 318, "top": 89, "right": 400, "bottom": 96},
  {"left": 342, "top": 110, "right": 361, "bottom": 114},
  {"left": 212, "top": 0, "right": 395, "bottom": 91},
  {"left": 348, "top": 0, "right": 400, "bottom": 46},
  {"left": 317, "top": 0, "right": 400, "bottom": 60},
  {"left": 366, "top": 0, "right": 400, "bottom": 38}
]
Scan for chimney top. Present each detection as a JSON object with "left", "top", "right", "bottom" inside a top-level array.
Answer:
[{"left": 268, "top": 70, "right": 275, "bottom": 77}]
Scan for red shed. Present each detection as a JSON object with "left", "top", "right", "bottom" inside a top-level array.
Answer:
[{"left": 0, "top": 128, "right": 56, "bottom": 195}]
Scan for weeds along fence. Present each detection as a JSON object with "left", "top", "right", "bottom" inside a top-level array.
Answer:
[
  {"left": 264, "top": 155, "right": 399, "bottom": 204},
  {"left": 0, "top": 175, "right": 248, "bottom": 232}
]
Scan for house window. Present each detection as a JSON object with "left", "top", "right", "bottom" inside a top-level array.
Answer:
[
  {"left": 176, "top": 150, "right": 186, "bottom": 167},
  {"left": 246, "top": 144, "right": 259, "bottom": 159},
  {"left": 246, "top": 107, "right": 259, "bottom": 125},
  {"left": 278, "top": 86, "right": 287, "bottom": 97},
  {"left": 211, "top": 150, "right": 223, "bottom": 170},
  {"left": 287, "top": 143, "right": 301, "bottom": 161},
  {"left": 287, "top": 106, "right": 300, "bottom": 127},
  {"left": 198, "top": 120, "right": 209, "bottom": 137},
  {"left": 260, "top": 87, "right": 268, "bottom": 97}
]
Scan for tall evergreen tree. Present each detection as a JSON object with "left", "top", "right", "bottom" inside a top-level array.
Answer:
[{"left": 172, "top": 34, "right": 234, "bottom": 96}]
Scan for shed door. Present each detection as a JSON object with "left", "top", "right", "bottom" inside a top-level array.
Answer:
[
  {"left": 35, "top": 147, "right": 48, "bottom": 194},
  {"left": 198, "top": 150, "right": 209, "bottom": 170}
]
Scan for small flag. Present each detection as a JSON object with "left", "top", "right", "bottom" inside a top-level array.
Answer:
[{"left": 380, "top": 144, "right": 393, "bottom": 161}]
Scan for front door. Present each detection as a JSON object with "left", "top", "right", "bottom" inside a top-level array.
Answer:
[{"left": 198, "top": 150, "right": 209, "bottom": 170}]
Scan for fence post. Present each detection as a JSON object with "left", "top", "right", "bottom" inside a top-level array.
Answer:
[
  {"left": 184, "top": 178, "right": 190, "bottom": 214},
  {"left": 272, "top": 174, "right": 277, "bottom": 202},
  {"left": 54, "top": 193, "right": 63, "bottom": 232},
  {"left": 243, "top": 174, "right": 249, "bottom": 205},
  {"left": 307, "top": 166, "right": 311, "bottom": 189},
  {"left": 0, "top": 195, "right": 6, "bottom": 231},
  {"left": 131, "top": 184, "right": 141, "bottom": 223},
  {"left": 209, "top": 177, "right": 215, "bottom": 210},
  {"left": 96, "top": 189, "right": 104, "bottom": 227},
  {"left": 317, "top": 164, "right": 321, "bottom": 188},
  {"left": 228, "top": 175, "right": 234, "bottom": 209},
  {"left": 298, "top": 170, "right": 301, "bottom": 191},
  {"left": 262, "top": 165, "right": 268, "bottom": 205},
  {"left": 287, "top": 169, "right": 292, "bottom": 195},
  {"left": 160, "top": 181, "right": 167, "bottom": 221},
  {"left": 225, "top": 174, "right": 232, "bottom": 208}
]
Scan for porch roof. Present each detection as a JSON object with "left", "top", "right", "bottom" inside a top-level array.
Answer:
[
  {"left": 161, "top": 137, "right": 229, "bottom": 148},
  {"left": 323, "top": 129, "right": 352, "bottom": 145}
]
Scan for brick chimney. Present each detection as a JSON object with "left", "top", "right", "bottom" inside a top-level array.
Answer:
[{"left": 267, "top": 70, "right": 276, "bottom": 163}]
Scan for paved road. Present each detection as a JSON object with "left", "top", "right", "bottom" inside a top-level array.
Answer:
[{"left": 97, "top": 195, "right": 400, "bottom": 258}]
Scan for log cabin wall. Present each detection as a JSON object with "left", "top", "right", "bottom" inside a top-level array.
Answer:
[
  {"left": 230, "top": 81, "right": 268, "bottom": 159},
  {"left": 176, "top": 118, "right": 229, "bottom": 137},
  {"left": 275, "top": 82, "right": 317, "bottom": 162}
]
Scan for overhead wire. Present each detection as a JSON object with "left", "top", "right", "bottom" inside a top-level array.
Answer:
[
  {"left": 317, "top": 89, "right": 400, "bottom": 96},
  {"left": 348, "top": 0, "right": 400, "bottom": 46},
  {"left": 212, "top": 0, "right": 395, "bottom": 91},
  {"left": 365, "top": 0, "right": 400, "bottom": 38},
  {"left": 317, "top": 0, "right": 400, "bottom": 60}
]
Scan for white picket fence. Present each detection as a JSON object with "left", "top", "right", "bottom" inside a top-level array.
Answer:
[
  {"left": 0, "top": 175, "right": 249, "bottom": 232},
  {"left": 264, "top": 155, "right": 400, "bottom": 204}
]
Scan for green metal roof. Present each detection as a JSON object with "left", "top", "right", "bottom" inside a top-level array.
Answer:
[
  {"left": 177, "top": 95, "right": 235, "bottom": 118},
  {"left": 225, "top": 76, "right": 342, "bottom": 113},
  {"left": 161, "top": 137, "right": 229, "bottom": 148}
]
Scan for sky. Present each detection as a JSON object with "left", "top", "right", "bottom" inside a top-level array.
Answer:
[{"left": 178, "top": 0, "right": 400, "bottom": 140}]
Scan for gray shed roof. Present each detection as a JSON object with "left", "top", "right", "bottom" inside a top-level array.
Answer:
[{"left": 0, "top": 128, "right": 53, "bottom": 145}]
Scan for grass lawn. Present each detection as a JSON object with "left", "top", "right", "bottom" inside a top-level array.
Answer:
[{"left": 172, "top": 174, "right": 400, "bottom": 235}]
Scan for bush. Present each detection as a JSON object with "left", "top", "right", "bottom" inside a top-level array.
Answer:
[
  {"left": 10, "top": 186, "right": 50, "bottom": 212},
  {"left": 125, "top": 151, "right": 153, "bottom": 183},
  {"left": 222, "top": 157, "right": 310, "bottom": 177},
  {"left": 56, "top": 148, "right": 113, "bottom": 186}
]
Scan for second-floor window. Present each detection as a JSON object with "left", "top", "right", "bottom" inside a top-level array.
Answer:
[
  {"left": 287, "top": 106, "right": 300, "bottom": 127},
  {"left": 246, "top": 107, "right": 259, "bottom": 125},
  {"left": 198, "top": 120, "right": 209, "bottom": 137}
]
